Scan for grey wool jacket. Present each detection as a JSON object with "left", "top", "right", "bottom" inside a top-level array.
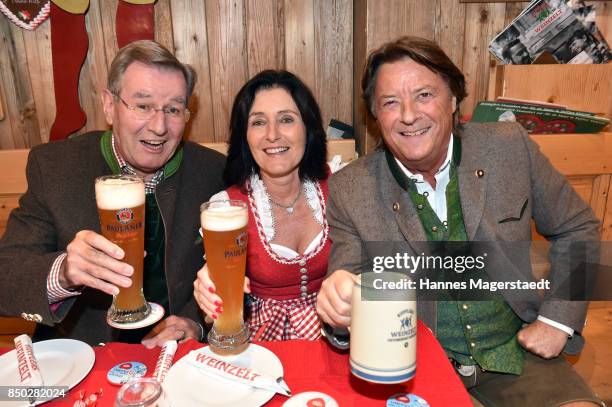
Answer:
[{"left": 327, "top": 122, "right": 600, "bottom": 354}]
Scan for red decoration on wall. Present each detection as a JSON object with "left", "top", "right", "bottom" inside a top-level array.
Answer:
[
  {"left": 116, "top": 0, "right": 154, "bottom": 48},
  {"left": 0, "top": 0, "right": 51, "bottom": 30},
  {"left": 49, "top": 2, "right": 88, "bottom": 141}
]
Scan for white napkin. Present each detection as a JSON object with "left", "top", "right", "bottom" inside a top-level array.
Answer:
[
  {"left": 153, "top": 340, "right": 177, "bottom": 383},
  {"left": 185, "top": 349, "right": 291, "bottom": 397},
  {"left": 327, "top": 155, "right": 349, "bottom": 174},
  {"left": 14, "top": 334, "right": 44, "bottom": 404}
]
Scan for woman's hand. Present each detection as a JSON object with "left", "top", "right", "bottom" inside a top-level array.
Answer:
[{"left": 193, "top": 264, "right": 251, "bottom": 320}]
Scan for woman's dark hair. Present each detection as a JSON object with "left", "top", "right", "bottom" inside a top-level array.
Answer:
[
  {"left": 361, "top": 36, "right": 467, "bottom": 129},
  {"left": 224, "top": 70, "right": 328, "bottom": 188}
]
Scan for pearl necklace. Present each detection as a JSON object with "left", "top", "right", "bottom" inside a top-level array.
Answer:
[{"left": 267, "top": 186, "right": 302, "bottom": 214}]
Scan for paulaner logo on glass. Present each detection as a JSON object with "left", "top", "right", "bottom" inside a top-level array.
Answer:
[{"left": 372, "top": 252, "right": 487, "bottom": 274}]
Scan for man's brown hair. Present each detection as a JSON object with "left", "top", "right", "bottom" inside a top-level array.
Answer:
[{"left": 362, "top": 36, "right": 466, "bottom": 127}]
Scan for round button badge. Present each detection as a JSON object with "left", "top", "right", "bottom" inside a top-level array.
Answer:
[
  {"left": 387, "top": 393, "right": 430, "bottom": 407},
  {"left": 107, "top": 361, "right": 148, "bottom": 385},
  {"left": 282, "top": 391, "right": 339, "bottom": 407}
]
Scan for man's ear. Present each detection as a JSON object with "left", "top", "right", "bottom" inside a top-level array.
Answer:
[
  {"left": 451, "top": 96, "right": 457, "bottom": 113},
  {"left": 102, "top": 89, "right": 115, "bottom": 126}
]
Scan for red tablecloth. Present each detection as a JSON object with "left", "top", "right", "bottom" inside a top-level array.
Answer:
[{"left": 1, "top": 321, "right": 471, "bottom": 406}]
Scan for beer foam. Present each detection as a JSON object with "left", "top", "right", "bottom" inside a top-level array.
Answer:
[
  {"left": 201, "top": 204, "right": 248, "bottom": 231},
  {"left": 95, "top": 177, "right": 145, "bottom": 209}
]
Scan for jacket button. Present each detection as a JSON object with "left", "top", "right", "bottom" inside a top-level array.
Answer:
[
  {"left": 393, "top": 202, "right": 400, "bottom": 211},
  {"left": 475, "top": 169, "right": 485, "bottom": 178}
]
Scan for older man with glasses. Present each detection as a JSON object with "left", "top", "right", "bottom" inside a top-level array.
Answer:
[{"left": 0, "top": 40, "right": 226, "bottom": 346}]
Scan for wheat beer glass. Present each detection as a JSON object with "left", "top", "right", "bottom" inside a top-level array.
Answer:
[
  {"left": 95, "top": 175, "right": 149, "bottom": 324},
  {"left": 200, "top": 200, "right": 249, "bottom": 355}
]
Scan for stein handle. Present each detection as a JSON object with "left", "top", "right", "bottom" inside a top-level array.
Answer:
[{"left": 321, "top": 323, "right": 350, "bottom": 350}]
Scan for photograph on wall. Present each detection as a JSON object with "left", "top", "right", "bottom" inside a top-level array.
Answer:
[{"left": 490, "top": 0, "right": 611, "bottom": 64}]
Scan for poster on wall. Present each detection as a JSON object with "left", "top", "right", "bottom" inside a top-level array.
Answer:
[
  {"left": 0, "top": 0, "right": 50, "bottom": 30},
  {"left": 489, "top": 0, "right": 611, "bottom": 64}
]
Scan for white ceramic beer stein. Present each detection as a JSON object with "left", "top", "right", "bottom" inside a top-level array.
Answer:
[{"left": 350, "top": 272, "right": 417, "bottom": 384}]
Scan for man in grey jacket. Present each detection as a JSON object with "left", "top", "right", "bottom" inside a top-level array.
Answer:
[
  {"left": 0, "top": 40, "right": 225, "bottom": 346},
  {"left": 316, "top": 36, "right": 602, "bottom": 406}
]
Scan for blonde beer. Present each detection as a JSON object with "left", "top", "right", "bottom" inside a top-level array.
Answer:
[
  {"left": 95, "top": 175, "right": 149, "bottom": 323},
  {"left": 201, "top": 200, "right": 249, "bottom": 355}
]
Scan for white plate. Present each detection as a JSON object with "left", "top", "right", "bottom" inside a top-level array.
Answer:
[
  {"left": 0, "top": 339, "right": 95, "bottom": 407},
  {"left": 164, "top": 344, "right": 283, "bottom": 407},
  {"left": 107, "top": 302, "right": 165, "bottom": 329}
]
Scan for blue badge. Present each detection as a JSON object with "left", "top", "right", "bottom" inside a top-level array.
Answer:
[
  {"left": 387, "top": 393, "right": 430, "bottom": 407},
  {"left": 107, "top": 361, "right": 147, "bottom": 385}
]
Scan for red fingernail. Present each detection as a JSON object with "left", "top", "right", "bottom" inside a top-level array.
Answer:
[
  {"left": 212, "top": 314, "right": 218, "bottom": 319},
  {"left": 215, "top": 306, "right": 223, "bottom": 313},
  {"left": 208, "top": 287, "right": 215, "bottom": 294},
  {"left": 214, "top": 300, "right": 222, "bottom": 307}
]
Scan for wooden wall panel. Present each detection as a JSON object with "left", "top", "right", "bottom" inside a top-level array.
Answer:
[
  {"left": 170, "top": 0, "right": 215, "bottom": 143},
  {"left": 0, "top": 81, "right": 4, "bottom": 120},
  {"left": 314, "top": 0, "right": 353, "bottom": 127},
  {"left": 246, "top": 0, "right": 284, "bottom": 76},
  {"left": 353, "top": 0, "right": 368, "bottom": 155},
  {"left": 284, "top": 0, "right": 316, "bottom": 91},
  {"left": 596, "top": 2, "right": 611, "bottom": 42},
  {"left": 0, "top": 19, "right": 40, "bottom": 149},
  {"left": 21, "top": 21, "right": 54, "bottom": 144},
  {"left": 154, "top": 0, "right": 174, "bottom": 52},
  {"left": 436, "top": 0, "right": 467, "bottom": 70},
  {"left": 79, "top": 0, "right": 111, "bottom": 135},
  {"left": 205, "top": 0, "right": 248, "bottom": 142},
  {"left": 99, "top": 0, "right": 119, "bottom": 66},
  {"left": 591, "top": 174, "right": 611, "bottom": 223},
  {"left": 461, "top": 2, "right": 506, "bottom": 118},
  {"left": 503, "top": 1, "right": 530, "bottom": 25},
  {"left": 497, "top": 64, "right": 612, "bottom": 118}
]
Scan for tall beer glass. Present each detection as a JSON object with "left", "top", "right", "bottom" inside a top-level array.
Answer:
[
  {"left": 200, "top": 200, "right": 249, "bottom": 355},
  {"left": 95, "top": 175, "right": 149, "bottom": 324}
]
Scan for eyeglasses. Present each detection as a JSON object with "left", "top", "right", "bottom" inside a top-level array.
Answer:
[{"left": 114, "top": 94, "right": 191, "bottom": 123}]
